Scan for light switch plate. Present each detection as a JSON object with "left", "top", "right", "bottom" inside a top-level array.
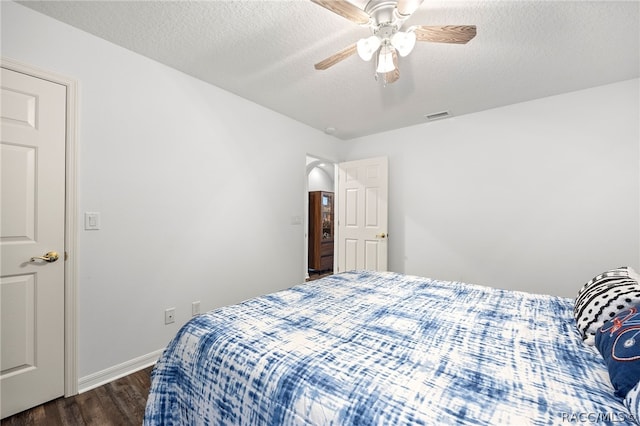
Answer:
[{"left": 84, "top": 212, "right": 101, "bottom": 230}]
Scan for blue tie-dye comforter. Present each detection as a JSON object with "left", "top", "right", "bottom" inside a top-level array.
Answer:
[{"left": 144, "top": 271, "right": 632, "bottom": 425}]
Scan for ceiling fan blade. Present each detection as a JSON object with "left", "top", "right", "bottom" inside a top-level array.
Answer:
[
  {"left": 314, "top": 43, "right": 358, "bottom": 70},
  {"left": 413, "top": 25, "right": 477, "bottom": 44},
  {"left": 383, "top": 50, "right": 400, "bottom": 84},
  {"left": 310, "top": 0, "right": 370, "bottom": 25},
  {"left": 397, "top": 0, "right": 424, "bottom": 17}
]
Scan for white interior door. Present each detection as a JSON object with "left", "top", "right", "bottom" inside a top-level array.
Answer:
[
  {"left": 1, "top": 67, "right": 66, "bottom": 418},
  {"left": 336, "top": 156, "right": 388, "bottom": 272}
]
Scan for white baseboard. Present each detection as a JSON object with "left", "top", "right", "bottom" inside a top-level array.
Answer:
[{"left": 78, "top": 349, "right": 163, "bottom": 393}]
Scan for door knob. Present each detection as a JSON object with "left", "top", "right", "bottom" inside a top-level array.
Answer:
[
  {"left": 30, "top": 251, "right": 59, "bottom": 263},
  {"left": 376, "top": 233, "right": 387, "bottom": 239}
]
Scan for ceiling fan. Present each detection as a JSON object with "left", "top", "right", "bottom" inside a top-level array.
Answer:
[{"left": 311, "top": 0, "right": 477, "bottom": 84}]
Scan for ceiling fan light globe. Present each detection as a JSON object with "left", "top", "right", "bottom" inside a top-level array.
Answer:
[
  {"left": 356, "top": 36, "right": 381, "bottom": 61},
  {"left": 391, "top": 31, "right": 416, "bottom": 57},
  {"left": 376, "top": 46, "right": 396, "bottom": 73}
]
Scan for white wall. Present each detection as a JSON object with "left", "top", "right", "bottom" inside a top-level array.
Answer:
[
  {"left": 308, "top": 166, "right": 334, "bottom": 192},
  {"left": 340, "top": 79, "right": 640, "bottom": 298},
  {"left": 1, "top": 1, "right": 340, "bottom": 380}
]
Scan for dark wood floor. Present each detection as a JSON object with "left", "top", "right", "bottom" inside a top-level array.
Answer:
[
  {"left": 307, "top": 270, "right": 333, "bottom": 281},
  {"left": 2, "top": 365, "right": 153, "bottom": 426}
]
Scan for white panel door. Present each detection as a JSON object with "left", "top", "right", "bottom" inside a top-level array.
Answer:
[
  {"left": 1, "top": 67, "right": 66, "bottom": 418},
  {"left": 336, "top": 157, "right": 388, "bottom": 272}
]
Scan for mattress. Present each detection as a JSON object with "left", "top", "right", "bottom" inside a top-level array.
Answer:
[{"left": 144, "top": 270, "right": 631, "bottom": 425}]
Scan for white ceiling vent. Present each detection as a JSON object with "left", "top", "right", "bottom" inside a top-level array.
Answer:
[{"left": 425, "top": 111, "right": 451, "bottom": 121}]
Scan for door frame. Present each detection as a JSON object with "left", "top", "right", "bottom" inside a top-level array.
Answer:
[
  {"left": 2, "top": 57, "right": 78, "bottom": 396},
  {"left": 304, "top": 155, "right": 337, "bottom": 279}
]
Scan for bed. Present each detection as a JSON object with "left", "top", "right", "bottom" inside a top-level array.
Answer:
[{"left": 144, "top": 269, "right": 640, "bottom": 425}]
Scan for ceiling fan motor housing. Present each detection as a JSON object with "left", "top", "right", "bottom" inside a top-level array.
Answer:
[
  {"left": 375, "top": 24, "right": 397, "bottom": 39},
  {"left": 365, "top": 0, "right": 404, "bottom": 29}
]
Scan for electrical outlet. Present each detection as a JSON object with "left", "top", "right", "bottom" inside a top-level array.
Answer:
[
  {"left": 192, "top": 301, "right": 201, "bottom": 316},
  {"left": 164, "top": 308, "right": 175, "bottom": 324}
]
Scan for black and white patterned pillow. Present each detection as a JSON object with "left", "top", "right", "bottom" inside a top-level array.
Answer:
[{"left": 574, "top": 266, "right": 640, "bottom": 346}]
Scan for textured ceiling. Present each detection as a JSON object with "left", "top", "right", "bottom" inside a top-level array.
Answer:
[{"left": 17, "top": 0, "right": 640, "bottom": 140}]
